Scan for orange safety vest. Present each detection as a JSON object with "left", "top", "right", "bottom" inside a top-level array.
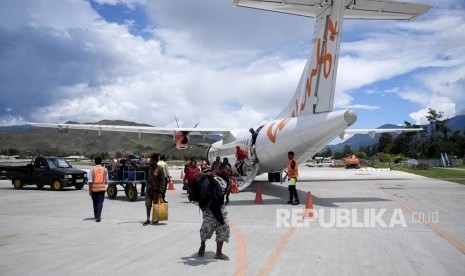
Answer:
[
  {"left": 90, "top": 165, "right": 107, "bottom": 192},
  {"left": 287, "top": 159, "right": 299, "bottom": 179}
]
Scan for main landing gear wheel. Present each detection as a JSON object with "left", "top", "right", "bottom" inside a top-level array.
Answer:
[
  {"left": 268, "top": 172, "right": 282, "bottom": 183},
  {"left": 107, "top": 185, "right": 117, "bottom": 199}
]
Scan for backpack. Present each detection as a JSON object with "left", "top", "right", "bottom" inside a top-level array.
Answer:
[
  {"left": 190, "top": 176, "right": 227, "bottom": 209},
  {"left": 190, "top": 178, "right": 212, "bottom": 208}
]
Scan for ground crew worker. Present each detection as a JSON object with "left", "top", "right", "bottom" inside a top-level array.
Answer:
[
  {"left": 283, "top": 151, "right": 299, "bottom": 205},
  {"left": 134, "top": 153, "right": 166, "bottom": 225},
  {"left": 88, "top": 156, "right": 109, "bottom": 222},
  {"left": 158, "top": 155, "right": 170, "bottom": 203}
]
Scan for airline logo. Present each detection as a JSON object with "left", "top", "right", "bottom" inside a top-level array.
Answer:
[{"left": 267, "top": 118, "right": 291, "bottom": 144}]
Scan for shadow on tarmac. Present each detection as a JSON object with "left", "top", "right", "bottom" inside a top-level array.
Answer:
[
  {"left": 229, "top": 181, "right": 392, "bottom": 207},
  {"left": 180, "top": 252, "right": 220, "bottom": 266}
]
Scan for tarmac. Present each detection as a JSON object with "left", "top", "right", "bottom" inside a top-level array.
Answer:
[{"left": 1, "top": 166, "right": 465, "bottom": 276}]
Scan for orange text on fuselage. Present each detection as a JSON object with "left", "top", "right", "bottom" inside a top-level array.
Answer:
[{"left": 291, "top": 18, "right": 338, "bottom": 117}]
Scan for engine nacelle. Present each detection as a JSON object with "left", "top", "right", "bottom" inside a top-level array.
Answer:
[{"left": 175, "top": 131, "right": 189, "bottom": 149}]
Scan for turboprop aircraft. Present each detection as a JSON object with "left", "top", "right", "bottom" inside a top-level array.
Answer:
[{"left": 30, "top": 0, "right": 430, "bottom": 191}]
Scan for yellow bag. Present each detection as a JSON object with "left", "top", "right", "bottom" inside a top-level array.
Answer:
[{"left": 153, "top": 198, "right": 168, "bottom": 222}]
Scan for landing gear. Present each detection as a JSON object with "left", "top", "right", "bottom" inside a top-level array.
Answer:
[{"left": 268, "top": 172, "right": 282, "bottom": 183}]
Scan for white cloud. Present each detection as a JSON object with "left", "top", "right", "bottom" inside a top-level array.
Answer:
[{"left": 0, "top": 0, "right": 464, "bottom": 132}]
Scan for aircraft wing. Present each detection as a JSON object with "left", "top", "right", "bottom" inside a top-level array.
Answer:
[
  {"left": 233, "top": 0, "right": 431, "bottom": 20},
  {"left": 28, "top": 122, "right": 232, "bottom": 137},
  {"left": 340, "top": 128, "right": 424, "bottom": 139}
]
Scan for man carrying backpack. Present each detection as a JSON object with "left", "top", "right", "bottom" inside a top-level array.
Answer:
[{"left": 196, "top": 169, "right": 231, "bottom": 261}]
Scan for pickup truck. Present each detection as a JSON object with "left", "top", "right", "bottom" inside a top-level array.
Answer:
[{"left": 0, "top": 157, "right": 88, "bottom": 190}]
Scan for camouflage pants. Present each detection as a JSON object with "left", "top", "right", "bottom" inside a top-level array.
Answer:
[{"left": 200, "top": 207, "right": 230, "bottom": 243}]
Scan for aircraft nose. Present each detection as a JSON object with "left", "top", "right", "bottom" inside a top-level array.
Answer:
[{"left": 344, "top": 109, "right": 357, "bottom": 126}]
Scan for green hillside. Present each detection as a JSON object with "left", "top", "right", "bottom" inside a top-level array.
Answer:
[{"left": 0, "top": 120, "right": 211, "bottom": 160}]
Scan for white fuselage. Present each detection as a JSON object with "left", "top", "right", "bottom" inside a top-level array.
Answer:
[{"left": 208, "top": 109, "right": 357, "bottom": 173}]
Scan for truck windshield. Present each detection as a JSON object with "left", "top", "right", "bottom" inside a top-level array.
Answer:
[{"left": 48, "top": 158, "right": 72, "bottom": 169}]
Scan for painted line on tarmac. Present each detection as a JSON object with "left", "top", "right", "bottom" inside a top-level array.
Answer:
[
  {"left": 230, "top": 221, "right": 247, "bottom": 276},
  {"left": 256, "top": 181, "right": 329, "bottom": 275},
  {"left": 374, "top": 183, "right": 465, "bottom": 255}
]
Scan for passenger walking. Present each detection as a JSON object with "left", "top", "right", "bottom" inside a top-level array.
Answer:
[
  {"left": 185, "top": 160, "right": 200, "bottom": 202},
  {"left": 235, "top": 145, "right": 248, "bottom": 176},
  {"left": 283, "top": 151, "right": 299, "bottom": 205},
  {"left": 197, "top": 170, "right": 231, "bottom": 261},
  {"left": 88, "top": 156, "right": 109, "bottom": 222},
  {"left": 200, "top": 158, "right": 209, "bottom": 171},
  {"left": 133, "top": 153, "right": 166, "bottom": 225},
  {"left": 210, "top": 156, "right": 222, "bottom": 174},
  {"left": 219, "top": 158, "right": 233, "bottom": 205},
  {"left": 158, "top": 155, "right": 170, "bottom": 203}
]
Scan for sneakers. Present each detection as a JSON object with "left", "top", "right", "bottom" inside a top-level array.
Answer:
[
  {"left": 143, "top": 220, "right": 150, "bottom": 226},
  {"left": 96, "top": 217, "right": 101, "bottom": 222},
  {"left": 292, "top": 200, "right": 300, "bottom": 205},
  {"left": 286, "top": 200, "right": 293, "bottom": 204}
]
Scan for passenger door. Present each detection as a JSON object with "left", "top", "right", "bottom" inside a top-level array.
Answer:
[{"left": 33, "top": 159, "right": 52, "bottom": 186}]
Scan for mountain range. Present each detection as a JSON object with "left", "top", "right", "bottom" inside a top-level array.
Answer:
[
  {"left": 1, "top": 115, "right": 465, "bottom": 158},
  {"left": 0, "top": 120, "right": 212, "bottom": 160},
  {"left": 325, "top": 115, "right": 465, "bottom": 153}
]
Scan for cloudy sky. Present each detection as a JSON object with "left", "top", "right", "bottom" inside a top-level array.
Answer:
[{"left": 1, "top": 0, "right": 464, "bottom": 132}]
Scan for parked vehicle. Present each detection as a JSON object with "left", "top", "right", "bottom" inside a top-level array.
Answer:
[
  {"left": 0, "top": 157, "right": 87, "bottom": 190},
  {"left": 344, "top": 155, "right": 360, "bottom": 169}
]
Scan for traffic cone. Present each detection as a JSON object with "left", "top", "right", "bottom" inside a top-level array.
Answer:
[
  {"left": 303, "top": 192, "right": 314, "bottom": 219},
  {"left": 254, "top": 183, "right": 263, "bottom": 204},
  {"left": 167, "top": 176, "right": 175, "bottom": 190}
]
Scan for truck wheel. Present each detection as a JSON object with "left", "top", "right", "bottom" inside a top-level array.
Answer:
[
  {"left": 51, "top": 180, "right": 63, "bottom": 191},
  {"left": 13, "top": 179, "right": 23, "bottom": 189},
  {"left": 127, "top": 184, "right": 137, "bottom": 201},
  {"left": 75, "top": 184, "right": 84, "bottom": 190},
  {"left": 36, "top": 184, "right": 44, "bottom": 189},
  {"left": 107, "top": 185, "right": 117, "bottom": 199}
]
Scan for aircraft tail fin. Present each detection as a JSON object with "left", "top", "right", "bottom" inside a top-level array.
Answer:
[{"left": 233, "top": 0, "right": 432, "bottom": 118}]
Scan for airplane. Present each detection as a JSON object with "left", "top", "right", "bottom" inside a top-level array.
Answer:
[{"left": 29, "top": 0, "right": 430, "bottom": 191}]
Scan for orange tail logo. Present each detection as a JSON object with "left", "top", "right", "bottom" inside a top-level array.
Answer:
[{"left": 267, "top": 118, "right": 291, "bottom": 143}]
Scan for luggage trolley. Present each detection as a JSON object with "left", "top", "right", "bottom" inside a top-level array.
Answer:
[{"left": 106, "top": 165, "right": 146, "bottom": 201}]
